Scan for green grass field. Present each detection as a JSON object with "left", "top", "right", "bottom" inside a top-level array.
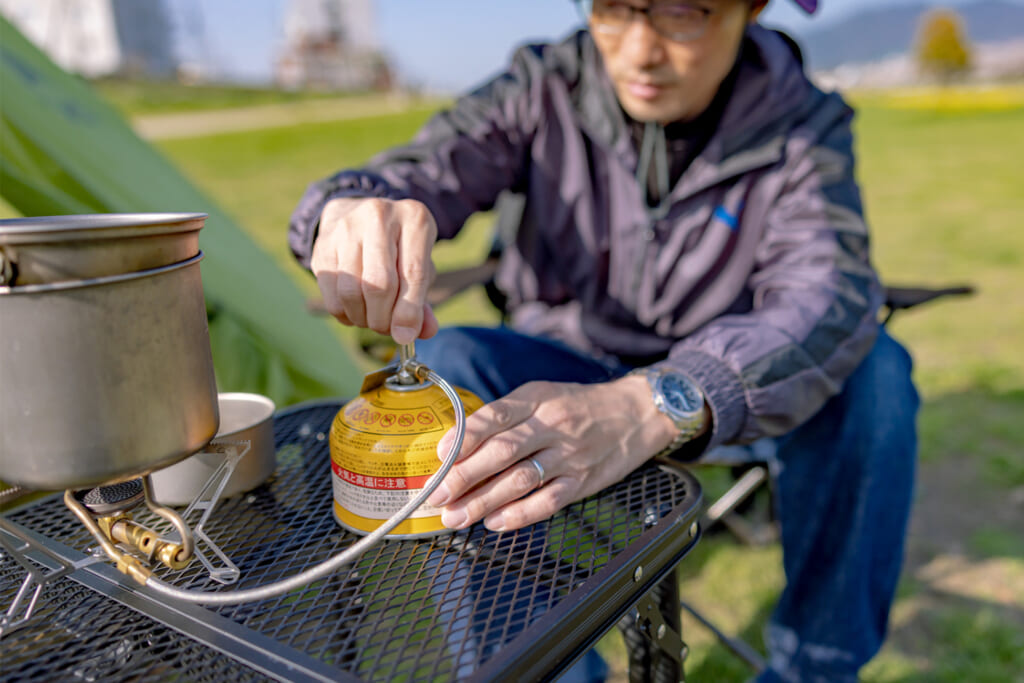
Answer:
[
  {"left": 93, "top": 78, "right": 367, "bottom": 115},
  {"left": 4, "top": 81, "right": 1022, "bottom": 680}
]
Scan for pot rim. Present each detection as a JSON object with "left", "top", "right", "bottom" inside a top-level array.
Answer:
[
  {"left": 0, "top": 212, "right": 208, "bottom": 244},
  {"left": 214, "top": 393, "right": 277, "bottom": 438}
]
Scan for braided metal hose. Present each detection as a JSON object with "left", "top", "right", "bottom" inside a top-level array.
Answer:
[
  {"left": 0, "top": 485, "right": 30, "bottom": 507},
  {"left": 145, "top": 365, "right": 465, "bottom": 605}
]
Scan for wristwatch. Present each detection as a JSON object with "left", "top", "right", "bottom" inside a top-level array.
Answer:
[{"left": 631, "top": 367, "right": 707, "bottom": 458}]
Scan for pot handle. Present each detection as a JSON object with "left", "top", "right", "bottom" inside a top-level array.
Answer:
[
  {"left": 0, "top": 251, "right": 203, "bottom": 294},
  {"left": 0, "top": 249, "right": 15, "bottom": 286}
]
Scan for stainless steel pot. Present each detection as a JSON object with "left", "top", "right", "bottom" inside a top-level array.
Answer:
[
  {"left": 150, "top": 393, "right": 276, "bottom": 506},
  {"left": 0, "top": 252, "right": 219, "bottom": 490},
  {"left": 0, "top": 213, "right": 206, "bottom": 286}
]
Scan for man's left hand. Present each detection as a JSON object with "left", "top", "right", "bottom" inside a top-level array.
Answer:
[{"left": 426, "top": 375, "right": 679, "bottom": 532}]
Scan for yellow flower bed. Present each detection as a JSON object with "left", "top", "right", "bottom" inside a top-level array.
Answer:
[{"left": 854, "top": 83, "right": 1024, "bottom": 112}]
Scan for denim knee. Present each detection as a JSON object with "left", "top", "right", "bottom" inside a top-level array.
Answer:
[
  {"left": 858, "top": 330, "right": 919, "bottom": 414},
  {"left": 412, "top": 326, "right": 617, "bottom": 402},
  {"left": 415, "top": 327, "right": 499, "bottom": 379},
  {"left": 412, "top": 327, "right": 512, "bottom": 401},
  {"left": 777, "top": 330, "right": 917, "bottom": 465},
  {"left": 839, "top": 329, "right": 920, "bottom": 461}
]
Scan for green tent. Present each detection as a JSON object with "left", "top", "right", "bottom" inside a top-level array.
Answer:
[{"left": 0, "top": 16, "right": 362, "bottom": 406}]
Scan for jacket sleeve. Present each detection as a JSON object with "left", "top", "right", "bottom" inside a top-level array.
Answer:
[
  {"left": 662, "top": 101, "right": 883, "bottom": 454},
  {"left": 288, "top": 45, "right": 550, "bottom": 270}
]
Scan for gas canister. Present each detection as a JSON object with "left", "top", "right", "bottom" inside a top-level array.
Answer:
[{"left": 330, "top": 345, "right": 483, "bottom": 538}]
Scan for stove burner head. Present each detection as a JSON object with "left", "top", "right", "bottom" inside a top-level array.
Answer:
[{"left": 73, "top": 479, "right": 145, "bottom": 516}]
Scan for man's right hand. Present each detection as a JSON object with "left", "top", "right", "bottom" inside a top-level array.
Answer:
[{"left": 311, "top": 197, "right": 440, "bottom": 345}]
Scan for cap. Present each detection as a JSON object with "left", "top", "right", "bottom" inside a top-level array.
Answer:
[{"left": 791, "top": 0, "right": 819, "bottom": 13}]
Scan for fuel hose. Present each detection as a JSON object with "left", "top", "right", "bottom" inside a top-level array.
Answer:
[{"left": 144, "top": 365, "right": 465, "bottom": 605}]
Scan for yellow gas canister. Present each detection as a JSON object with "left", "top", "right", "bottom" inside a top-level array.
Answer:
[{"left": 329, "top": 347, "right": 484, "bottom": 538}]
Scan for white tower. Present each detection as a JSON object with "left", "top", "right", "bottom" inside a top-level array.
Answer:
[
  {"left": 277, "top": 0, "right": 389, "bottom": 90},
  {"left": 0, "top": 0, "right": 121, "bottom": 77},
  {"left": 283, "top": 0, "right": 378, "bottom": 51},
  {"left": 0, "top": 0, "right": 178, "bottom": 78}
]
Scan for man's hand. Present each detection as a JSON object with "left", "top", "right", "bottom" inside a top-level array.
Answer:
[
  {"left": 311, "top": 197, "right": 439, "bottom": 345},
  {"left": 426, "top": 375, "right": 681, "bottom": 532}
]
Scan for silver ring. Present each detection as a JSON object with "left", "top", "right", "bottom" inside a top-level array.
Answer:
[{"left": 527, "top": 457, "right": 546, "bottom": 488}]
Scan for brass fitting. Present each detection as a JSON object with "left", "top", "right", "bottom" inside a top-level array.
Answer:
[
  {"left": 100, "top": 515, "right": 158, "bottom": 560},
  {"left": 99, "top": 515, "right": 192, "bottom": 571},
  {"left": 156, "top": 542, "right": 192, "bottom": 571},
  {"left": 116, "top": 554, "right": 154, "bottom": 584},
  {"left": 64, "top": 491, "right": 152, "bottom": 585}
]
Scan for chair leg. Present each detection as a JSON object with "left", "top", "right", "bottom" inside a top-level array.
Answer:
[
  {"left": 716, "top": 510, "right": 778, "bottom": 546},
  {"left": 703, "top": 465, "right": 768, "bottom": 523},
  {"left": 679, "top": 599, "right": 767, "bottom": 674},
  {"left": 681, "top": 466, "right": 773, "bottom": 674}
]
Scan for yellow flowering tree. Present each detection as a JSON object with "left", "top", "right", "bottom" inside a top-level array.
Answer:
[{"left": 916, "top": 9, "right": 973, "bottom": 82}]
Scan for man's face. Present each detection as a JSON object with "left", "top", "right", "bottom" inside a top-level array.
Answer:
[{"left": 589, "top": 0, "right": 762, "bottom": 123}]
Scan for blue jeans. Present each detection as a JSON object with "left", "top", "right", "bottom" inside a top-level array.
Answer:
[{"left": 414, "top": 325, "right": 918, "bottom": 682}]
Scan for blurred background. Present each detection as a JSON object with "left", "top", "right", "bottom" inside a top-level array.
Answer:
[
  {"left": 3, "top": 0, "right": 1024, "bottom": 92},
  {"left": 1, "top": 1, "right": 1022, "bottom": 681}
]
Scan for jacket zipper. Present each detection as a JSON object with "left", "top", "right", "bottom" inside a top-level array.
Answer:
[
  {"left": 632, "top": 121, "right": 671, "bottom": 294},
  {"left": 629, "top": 122, "right": 785, "bottom": 310}
]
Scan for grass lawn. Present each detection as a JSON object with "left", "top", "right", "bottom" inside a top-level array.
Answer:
[
  {"left": 3, "top": 81, "right": 1021, "bottom": 680},
  {"left": 93, "top": 78, "right": 371, "bottom": 115}
]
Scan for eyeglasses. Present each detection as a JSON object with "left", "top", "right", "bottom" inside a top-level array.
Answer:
[{"left": 575, "top": 1, "right": 715, "bottom": 42}]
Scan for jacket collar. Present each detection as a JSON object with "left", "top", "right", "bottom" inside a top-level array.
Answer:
[{"left": 573, "top": 25, "right": 816, "bottom": 197}]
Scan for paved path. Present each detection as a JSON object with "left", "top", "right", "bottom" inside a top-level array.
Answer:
[{"left": 132, "top": 93, "right": 434, "bottom": 140}]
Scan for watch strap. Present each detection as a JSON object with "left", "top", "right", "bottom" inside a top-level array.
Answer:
[{"left": 654, "top": 428, "right": 693, "bottom": 459}]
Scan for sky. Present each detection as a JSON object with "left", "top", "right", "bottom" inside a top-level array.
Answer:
[{"left": 170, "top": 0, "right": 1014, "bottom": 92}]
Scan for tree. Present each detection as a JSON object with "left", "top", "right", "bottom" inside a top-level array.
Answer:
[{"left": 916, "top": 9, "right": 973, "bottom": 82}]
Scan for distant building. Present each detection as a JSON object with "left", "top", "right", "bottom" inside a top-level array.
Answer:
[
  {"left": 108, "top": 0, "right": 176, "bottom": 78},
  {"left": 275, "top": 0, "right": 392, "bottom": 91},
  {"left": 0, "top": 0, "right": 177, "bottom": 79}
]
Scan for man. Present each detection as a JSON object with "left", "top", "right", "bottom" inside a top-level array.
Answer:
[{"left": 289, "top": 1, "right": 919, "bottom": 680}]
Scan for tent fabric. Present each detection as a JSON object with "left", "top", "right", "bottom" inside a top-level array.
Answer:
[{"left": 0, "top": 16, "right": 362, "bottom": 406}]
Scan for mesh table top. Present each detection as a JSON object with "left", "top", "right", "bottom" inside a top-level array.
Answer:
[{"left": 1, "top": 400, "right": 702, "bottom": 682}]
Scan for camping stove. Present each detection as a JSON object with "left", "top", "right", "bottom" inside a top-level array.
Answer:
[
  {"left": 0, "top": 439, "right": 253, "bottom": 637},
  {"left": 63, "top": 476, "right": 195, "bottom": 582},
  {"left": 1, "top": 343, "right": 468, "bottom": 625}
]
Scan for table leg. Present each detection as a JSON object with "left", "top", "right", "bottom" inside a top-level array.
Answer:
[{"left": 618, "top": 568, "right": 685, "bottom": 682}]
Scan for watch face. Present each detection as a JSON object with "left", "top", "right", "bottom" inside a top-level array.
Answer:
[{"left": 658, "top": 374, "right": 703, "bottom": 416}]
